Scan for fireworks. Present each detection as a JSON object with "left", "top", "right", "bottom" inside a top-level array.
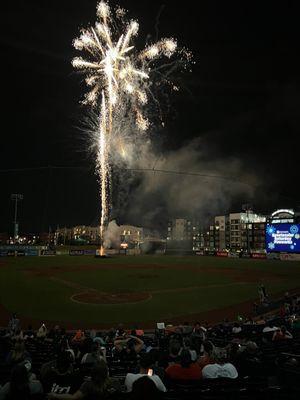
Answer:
[{"left": 72, "top": 1, "right": 190, "bottom": 253}]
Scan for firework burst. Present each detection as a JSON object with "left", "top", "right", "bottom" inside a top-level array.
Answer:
[{"left": 72, "top": 1, "right": 191, "bottom": 254}]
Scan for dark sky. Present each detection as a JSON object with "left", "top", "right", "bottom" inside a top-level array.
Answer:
[{"left": 1, "top": 0, "right": 300, "bottom": 234}]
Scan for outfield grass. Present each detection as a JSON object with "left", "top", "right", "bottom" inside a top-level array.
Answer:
[{"left": 0, "top": 255, "right": 299, "bottom": 325}]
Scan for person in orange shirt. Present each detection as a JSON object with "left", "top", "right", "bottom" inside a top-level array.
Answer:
[
  {"left": 72, "top": 330, "right": 85, "bottom": 343},
  {"left": 166, "top": 350, "right": 202, "bottom": 381}
]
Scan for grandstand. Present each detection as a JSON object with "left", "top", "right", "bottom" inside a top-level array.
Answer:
[{"left": 0, "top": 292, "right": 299, "bottom": 399}]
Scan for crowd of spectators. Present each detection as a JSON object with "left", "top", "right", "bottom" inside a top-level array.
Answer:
[{"left": 0, "top": 293, "right": 299, "bottom": 399}]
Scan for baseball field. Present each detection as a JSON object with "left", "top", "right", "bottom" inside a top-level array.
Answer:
[{"left": 0, "top": 255, "right": 299, "bottom": 329}]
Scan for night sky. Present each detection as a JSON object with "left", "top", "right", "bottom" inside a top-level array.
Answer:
[{"left": 1, "top": 0, "right": 300, "bottom": 234}]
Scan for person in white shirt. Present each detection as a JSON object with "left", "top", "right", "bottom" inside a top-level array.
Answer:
[
  {"left": 125, "top": 353, "right": 166, "bottom": 392},
  {"left": 232, "top": 323, "right": 242, "bottom": 334},
  {"left": 262, "top": 323, "right": 278, "bottom": 333},
  {"left": 202, "top": 348, "right": 238, "bottom": 379}
]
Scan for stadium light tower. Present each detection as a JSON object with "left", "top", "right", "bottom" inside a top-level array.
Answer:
[{"left": 11, "top": 194, "right": 23, "bottom": 241}]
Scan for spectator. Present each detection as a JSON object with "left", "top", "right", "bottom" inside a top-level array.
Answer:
[
  {"left": 7, "top": 314, "right": 20, "bottom": 334},
  {"left": 104, "top": 328, "right": 116, "bottom": 344},
  {"left": 197, "top": 341, "right": 214, "bottom": 369},
  {"left": 71, "top": 330, "right": 85, "bottom": 345},
  {"left": 255, "top": 317, "right": 266, "bottom": 326},
  {"left": 0, "top": 364, "right": 43, "bottom": 400},
  {"left": 260, "top": 284, "right": 267, "bottom": 301},
  {"left": 262, "top": 322, "right": 278, "bottom": 342},
  {"left": 146, "top": 349, "right": 165, "bottom": 380},
  {"left": 23, "top": 325, "right": 35, "bottom": 341},
  {"left": 125, "top": 353, "right": 166, "bottom": 392},
  {"left": 130, "top": 376, "right": 161, "bottom": 400},
  {"left": 6, "top": 340, "right": 31, "bottom": 369},
  {"left": 178, "top": 322, "right": 193, "bottom": 335},
  {"left": 47, "top": 360, "right": 117, "bottom": 399},
  {"left": 115, "top": 324, "right": 126, "bottom": 338},
  {"left": 181, "top": 338, "right": 197, "bottom": 361},
  {"left": 227, "top": 342, "right": 240, "bottom": 367},
  {"left": 71, "top": 330, "right": 86, "bottom": 358},
  {"left": 81, "top": 342, "right": 106, "bottom": 365},
  {"left": 272, "top": 326, "right": 293, "bottom": 341},
  {"left": 42, "top": 351, "right": 81, "bottom": 395},
  {"left": 159, "top": 340, "right": 181, "bottom": 368},
  {"left": 192, "top": 322, "right": 206, "bottom": 338},
  {"left": 130, "top": 325, "right": 145, "bottom": 337},
  {"left": 236, "top": 341, "right": 262, "bottom": 377},
  {"left": 279, "top": 304, "right": 286, "bottom": 318},
  {"left": 191, "top": 322, "right": 206, "bottom": 352},
  {"left": 258, "top": 284, "right": 267, "bottom": 303},
  {"left": 232, "top": 323, "right": 242, "bottom": 334},
  {"left": 169, "top": 341, "right": 182, "bottom": 363},
  {"left": 166, "top": 349, "right": 202, "bottom": 381},
  {"left": 11, "top": 329, "right": 24, "bottom": 342},
  {"left": 202, "top": 349, "right": 238, "bottom": 379},
  {"left": 114, "top": 334, "right": 144, "bottom": 361},
  {"left": 59, "top": 338, "right": 75, "bottom": 362},
  {"left": 244, "top": 317, "right": 254, "bottom": 325},
  {"left": 46, "top": 326, "right": 61, "bottom": 343},
  {"left": 90, "top": 330, "right": 106, "bottom": 347},
  {"left": 37, "top": 324, "right": 47, "bottom": 339}
]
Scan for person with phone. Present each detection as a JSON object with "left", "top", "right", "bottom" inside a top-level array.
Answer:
[{"left": 125, "top": 353, "right": 166, "bottom": 392}]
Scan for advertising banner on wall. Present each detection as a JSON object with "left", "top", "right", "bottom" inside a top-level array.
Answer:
[
  {"left": 251, "top": 253, "right": 267, "bottom": 259},
  {"left": 69, "top": 249, "right": 84, "bottom": 256},
  {"left": 205, "top": 250, "right": 216, "bottom": 256},
  {"left": 216, "top": 251, "right": 228, "bottom": 257},
  {"left": 279, "top": 253, "right": 300, "bottom": 261},
  {"left": 241, "top": 253, "right": 251, "bottom": 258},
  {"left": 84, "top": 249, "right": 96, "bottom": 256},
  {"left": 41, "top": 249, "right": 56, "bottom": 256},
  {"left": 0, "top": 246, "right": 40, "bottom": 256},
  {"left": 267, "top": 253, "right": 280, "bottom": 260}
]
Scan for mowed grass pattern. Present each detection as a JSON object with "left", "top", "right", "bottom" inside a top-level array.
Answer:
[{"left": 0, "top": 255, "right": 299, "bottom": 324}]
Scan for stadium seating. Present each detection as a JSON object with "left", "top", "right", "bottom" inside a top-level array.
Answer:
[{"left": 0, "top": 293, "right": 299, "bottom": 399}]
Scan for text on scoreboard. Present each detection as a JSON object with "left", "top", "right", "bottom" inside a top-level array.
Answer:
[{"left": 266, "top": 223, "right": 300, "bottom": 253}]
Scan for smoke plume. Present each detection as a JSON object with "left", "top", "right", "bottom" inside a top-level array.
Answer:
[
  {"left": 103, "top": 220, "right": 121, "bottom": 249},
  {"left": 113, "top": 137, "right": 260, "bottom": 230}
]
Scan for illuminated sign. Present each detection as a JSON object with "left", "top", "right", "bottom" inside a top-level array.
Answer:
[
  {"left": 266, "top": 223, "right": 300, "bottom": 253},
  {"left": 271, "top": 209, "right": 294, "bottom": 217}
]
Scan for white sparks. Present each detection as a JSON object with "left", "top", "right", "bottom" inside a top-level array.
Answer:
[{"left": 97, "top": 1, "right": 110, "bottom": 20}]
